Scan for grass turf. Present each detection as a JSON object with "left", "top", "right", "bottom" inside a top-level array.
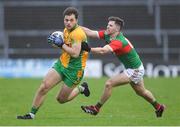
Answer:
[{"left": 0, "top": 77, "right": 180, "bottom": 126}]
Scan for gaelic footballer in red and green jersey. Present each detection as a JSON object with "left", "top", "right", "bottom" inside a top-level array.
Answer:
[{"left": 98, "top": 30, "right": 142, "bottom": 69}]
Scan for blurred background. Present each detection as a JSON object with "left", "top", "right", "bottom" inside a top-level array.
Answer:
[{"left": 0, "top": 0, "right": 180, "bottom": 78}]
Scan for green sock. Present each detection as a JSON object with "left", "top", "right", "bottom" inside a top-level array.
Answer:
[
  {"left": 30, "top": 106, "right": 39, "bottom": 115},
  {"left": 95, "top": 102, "right": 103, "bottom": 109},
  {"left": 151, "top": 101, "right": 160, "bottom": 110}
]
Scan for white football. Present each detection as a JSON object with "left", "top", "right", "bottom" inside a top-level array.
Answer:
[{"left": 51, "top": 31, "right": 64, "bottom": 41}]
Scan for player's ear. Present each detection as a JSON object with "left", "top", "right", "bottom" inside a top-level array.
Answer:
[{"left": 116, "top": 25, "right": 120, "bottom": 32}]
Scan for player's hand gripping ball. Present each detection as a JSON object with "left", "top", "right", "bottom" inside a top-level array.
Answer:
[{"left": 47, "top": 31, "right": 64, "bottom": 48}]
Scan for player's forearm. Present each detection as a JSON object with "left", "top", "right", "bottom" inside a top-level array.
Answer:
[
  {"left": 81, "top": 26, "right": 98, "bottom": 38},
  {"left": 91, "top": 45, "right": 112, "bottom": 54},
  {"left": 81, "top": 26, "right": 91, "bottom": 35},
  {"left": 62, "top": 44, "right": 80, "bottom": 58},
  {"left": 91, "top": 47, "right": 107, "bottom": 55}
]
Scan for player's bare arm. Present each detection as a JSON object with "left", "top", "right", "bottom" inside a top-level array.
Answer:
[
  {"left": 91, "top": 44, "right": 112, "bottom": 55},
  {"left": 62, "top": 43, "right": 81, "bottom": 58},
  {"left": 81, "top": 26, "right": 99, "bottom": 39}
]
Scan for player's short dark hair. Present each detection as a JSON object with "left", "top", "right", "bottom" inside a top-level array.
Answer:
[
  {"left": 108, "top": 16, "right": 124, "bottom": 30},
  {"left": 63, "top": 7, "right": 79, "bottom": 19}
]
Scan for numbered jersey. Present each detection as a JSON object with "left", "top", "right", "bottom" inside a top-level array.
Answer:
[{"left": 98, "top": 30, "right": 142, "bottom": 69}]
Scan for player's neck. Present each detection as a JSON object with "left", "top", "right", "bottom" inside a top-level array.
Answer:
[{"left": 110, "top": 31, "right": 120, "bottom": 39}]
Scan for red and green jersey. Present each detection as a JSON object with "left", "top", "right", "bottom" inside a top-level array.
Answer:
[{"left": 98, "top": 30, "right": 142, "bottom": 69}]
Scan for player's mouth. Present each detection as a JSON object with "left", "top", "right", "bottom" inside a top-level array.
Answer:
[
  {"left": 106, "top": 29, "right": 111, "bottom": 34},
  {"left": 66, "top": 25, "right": 72, "bottom": 29}
]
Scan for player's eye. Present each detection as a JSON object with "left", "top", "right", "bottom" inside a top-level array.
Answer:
[
  {"left": 70, "top": 19, "right": 74, "bottom": 22},
  {"left": 65, "top": 19, "right": 69, "bottom": 22}
]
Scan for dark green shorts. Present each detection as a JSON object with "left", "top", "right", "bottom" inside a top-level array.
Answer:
[{"left": 52, "top": 60, "right": 84, "bottom": 87}]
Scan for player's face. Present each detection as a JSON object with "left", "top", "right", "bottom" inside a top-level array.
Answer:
[
  {"left": 64, "top": 14, "right": 78, "bottom": 30},
  {"left": 106, "top": 21, "right": 119, "bottom": 35}
]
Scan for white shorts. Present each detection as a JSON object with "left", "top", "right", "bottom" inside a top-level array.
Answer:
[{"left": 124, "top": 64, "right": 145, "bottom": 84}]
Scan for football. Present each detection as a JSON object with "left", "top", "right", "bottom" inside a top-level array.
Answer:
[
  {"left": 49, "top": 31, "right": 64, "bottom": 48},
  {"left": 51, "top": 31, "right": 64, "bottom": 41}
]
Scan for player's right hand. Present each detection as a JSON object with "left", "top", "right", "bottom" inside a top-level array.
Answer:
[{"left": 47, "top": 35, "right": 64, "bottom": 48}]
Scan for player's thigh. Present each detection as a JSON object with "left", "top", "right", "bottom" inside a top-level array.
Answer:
[
  {"left": 109, "top": 72, "right": 131, "bottom": 87},
  {"left": 42, "top": 68, "right": 62, "bottom": 89}
]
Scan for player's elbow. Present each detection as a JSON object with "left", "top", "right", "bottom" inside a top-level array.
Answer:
[
  {"left": 70, "top": 47, "right": 81, "bottom": 58},
  {"left": 71, "top": 54, "right": 79, "bottom": 58},
  {"left": 68, "top": 49, "right": 80, "bottom": 58},
  {"left": 71, "top": 52, "right": 79, "bottom": 58}
]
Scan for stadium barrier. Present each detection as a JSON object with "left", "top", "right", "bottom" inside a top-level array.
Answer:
[
  {"left": 0, "top": 59, "right": 102, "bottom": 78},
  {"left": 0, "top": 59, "right": 180, "bottom": 78}
]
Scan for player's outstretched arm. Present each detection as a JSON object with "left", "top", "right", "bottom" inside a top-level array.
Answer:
[
  {"left": 81, "top": 26, "right": 99, "bottom": 39},
  {"left": 91, "top": 45, "right": 112, "bottom": 55}
]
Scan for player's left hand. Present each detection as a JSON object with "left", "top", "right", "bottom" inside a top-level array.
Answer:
[{"left": 47, "top": 35, "right": 64, "bottom": 48}]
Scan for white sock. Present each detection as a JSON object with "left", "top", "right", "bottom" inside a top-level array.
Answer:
[
  {"left": 78, "top": 85, "right": 85, "bottom": 93},
  {"left": 29, "top": 113, "right": 35, "bottom": 119}
]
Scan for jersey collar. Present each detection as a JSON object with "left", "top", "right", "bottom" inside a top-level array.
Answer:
[
  {"left": 110, "top": 32, "right": 122, "bottom": 41},
  {"left": 68, "top": 24, "right": 78, "bottom": 32}
]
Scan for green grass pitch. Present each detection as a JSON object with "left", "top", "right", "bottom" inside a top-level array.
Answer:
[{"left": 0, "top": 77, "right": 180, "bottom": 126}]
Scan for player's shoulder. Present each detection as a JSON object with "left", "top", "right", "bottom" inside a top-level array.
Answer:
[
  {"left": 74, "top": 26, "right": 85, "bottom": 34},
  {"left": 115, "top": 32, "right": 125, "bottom": 41},
  {"left": 71, "top": 26, "right": 86, "bottom": 38}
]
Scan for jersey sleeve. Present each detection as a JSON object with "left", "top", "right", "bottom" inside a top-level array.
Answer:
[
  {"left": 109, "top": 40, "right": 123, "bottom": 53},
  {"left": 98, "top": 30, "right": 106, "bottom": 39}
]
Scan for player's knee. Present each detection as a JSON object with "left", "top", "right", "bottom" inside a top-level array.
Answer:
[
  {"left": 56, "top": 96, "right": 67, "bottom": 104},
  {"left": 105, "top": 80, "right": 113, "bottom": 89},
  {"left": 39, "top": 81, "right": 51, "bottom": 94}
]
